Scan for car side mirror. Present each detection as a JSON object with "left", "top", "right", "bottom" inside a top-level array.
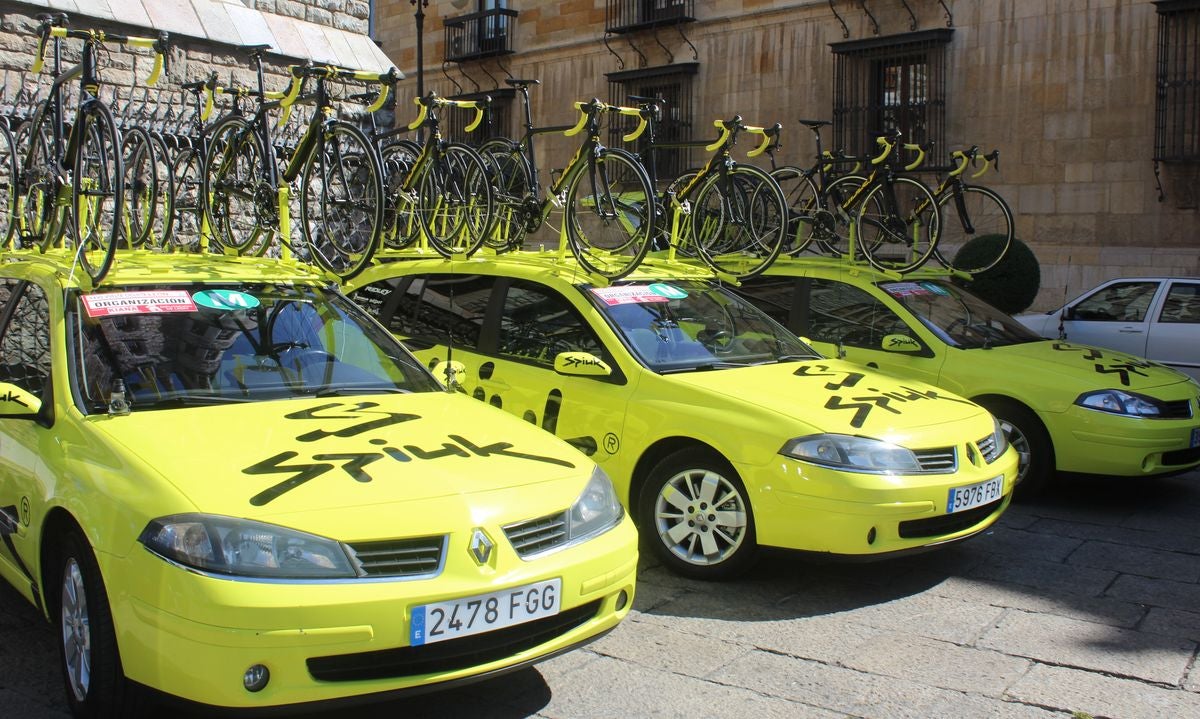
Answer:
[
  {"left": 0, "top": 382, "right": 42, "bottom": 418},
  {"left": 431, "top": 360, "right": 467, "bottom": 392},
  {"left": 554, "top": 352, "right": 612, "bottom": 377},
  {"left": 1063, "top": 306, "right": 1076, "bottom": 320},
  {"left": 881, "top": 334, "right": 922, "bottom": 353}
]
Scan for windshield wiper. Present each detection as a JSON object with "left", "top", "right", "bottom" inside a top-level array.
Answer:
[
  {"left": 659, "top": 361, "right": 757, "bottom": 374},
  {"left": 774, "top": 353, "right": 823, "bottom": 362},
  {"left": 138, "top": 395, "right": 254, "bottom": 408},
  {"left": 313, "top": 386, "right": 413, "bottom": 397}
]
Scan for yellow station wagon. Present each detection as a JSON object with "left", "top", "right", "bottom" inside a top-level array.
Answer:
[
  {"left": 345, "top": 252, "right": 1018, "bottom": 580},
  {"left": 737, "top": 260, "right": 1200, "bottom": 495},
  {"left": 0, "top": 252, "right": 635, "bottom": 715}
]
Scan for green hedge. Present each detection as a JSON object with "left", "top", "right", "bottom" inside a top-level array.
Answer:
[{"left": 952, "top": 234, "right": 1040, "bottom": 315}]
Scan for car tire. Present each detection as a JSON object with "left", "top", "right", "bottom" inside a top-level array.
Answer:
[
  {"left": 53, "top": 527, "right": 142, "bottom": 718},
  {"left": 639, "top": 448, "right": 757, "bottom": 580},
  {"left": 978, "top": 398, "right": 1054, "bottom": 500}
]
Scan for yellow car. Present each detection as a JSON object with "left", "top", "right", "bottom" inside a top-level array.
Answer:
[
  {"left": 344, "top": 251, "right": 1018, "bottom": 581},
  {"left": 737, "top": 260, "right": 1200, "bottom": 495},
  {"left": 0, "top": 252, "right": 635, "bottom": 714}
]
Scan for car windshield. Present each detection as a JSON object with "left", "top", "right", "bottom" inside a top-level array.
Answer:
[
  {"left": 69, "top": 283, "right": 440, "bottom": 413},
  {"left": 879, "top": 280, "right": 1043, "bottom": 349},
  {"left": 587, "top": 280, "right": 819, "bottom": 372}
]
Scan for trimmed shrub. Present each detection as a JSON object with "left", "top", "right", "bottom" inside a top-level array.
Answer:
[{"left": 952, "top": 234, "right": 1040, "bottom": 314}]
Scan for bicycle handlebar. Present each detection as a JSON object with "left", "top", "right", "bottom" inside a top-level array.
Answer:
[
  {"left": 902, "top": 142, "right": 925, "bottom": 172},
  {"left": 744, "top": 123, "right": 780, "bottom": 158},
  {"left": 565, "top": 99, "right": 647, "bottom": 141},
  {"left": 33, "top": 21, "right": 168, "bottom": 87},
  {"left": 973, "top": 149, "right": 1000, "bottom": 178},
  {"left": 870, "top": 134, "right": 896, "bottom": 166},
  {"left": 408, "top": 93, "right": 489, "bottom": 132}
]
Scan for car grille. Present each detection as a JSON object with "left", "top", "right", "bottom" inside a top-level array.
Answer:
[
  {"left": 976, "top": 433, "right": 1003, "bottom": 464},
  {"left": 1162, "top": 446, "right": 1200, "bottom": 466},
  {"left": 898, "top": 500, "right": 1003, "bottom": 539},
  {"left": 914, "top": 447, "right": 957, "bottom": 473},
  {"left": 1161, "top": 399, "right": 1193, "bottom": 419},
  {"left": 346, "top": 536, "right": 446, "bottom": 578},
  {"left": 503, "top": 511, "right": 569, "bottom": 558},
  {"left": 306, "top": 600, "right": 601, "bottom": 682}
]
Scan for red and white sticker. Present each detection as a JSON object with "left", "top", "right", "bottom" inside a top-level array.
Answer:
[
  {"left": 590, "top": 285, "right": 673, "bottom": 306},
  {"left": 82, "top": 291, "right": 197, "bottom": 318}
]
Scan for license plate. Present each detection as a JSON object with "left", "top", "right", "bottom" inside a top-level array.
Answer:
[
  {"left": 946, "top": 475, "right": 1004, "bottom": 514},
  {"left": 410, "top": 578, "right": 561, "bottom": 646},
  {"left": 1191, "top": 428, "right": 1200, "bottom": 448}
]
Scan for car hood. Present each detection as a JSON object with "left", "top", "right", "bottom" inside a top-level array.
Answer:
[
  {"left": 664, "top": 359, "right": 989, "bottom": 434},
  {"left": 987, "top": 340, "right": 1192, "bottom": 391},
  {"left": 89, "top": 393, "right": 591, "bottom": 535}
]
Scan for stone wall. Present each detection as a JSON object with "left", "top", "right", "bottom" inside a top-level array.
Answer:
[{"left": 379, "top": 0, "right": 1199, "bottom": 311}]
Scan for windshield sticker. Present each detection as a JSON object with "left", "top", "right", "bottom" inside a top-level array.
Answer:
[
  {"left": 793, "top": 363, "right": 974, "bottom": 428},
  {"left": 881, "top": 282, "right": 932, "bottom": 298},
  {"left": 919, "top": 282, "right": 950, "bottom": 296},
  {"left": 1050, "top": 342, "right": 1153, "bottom": 386},
  {"left": 242, "top": 401, "right": 576, "bottom": 506},
  {"left": 82, "top": 291, "right": 197, "bottom": 318},
  {"left": 193, "top": 289, "right": 260, "bottom": 311},
  {"left": 648, "top": 283, "right": 689, "bottom": 299},
  {"left": 590, "top": 285, "right": 672, "bottom": 306}
]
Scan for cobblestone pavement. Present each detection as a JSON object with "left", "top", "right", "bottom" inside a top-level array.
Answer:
[{"left": 3, "top": 470, "right": 1198, "bottom": 718}]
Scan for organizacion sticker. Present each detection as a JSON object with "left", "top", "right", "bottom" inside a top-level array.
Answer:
[
  {"left": 590, "top": 284, "right": 688, "bottom": 306},
  {"left": 82, "top": 291, "right": 197, "bottom": 318}
]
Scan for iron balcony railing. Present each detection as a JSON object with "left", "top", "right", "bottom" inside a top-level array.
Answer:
[
  {"left": 444, "top": 8, "right": 518, "bottom": 63},
  {"left": 606, "top": 0, "right": 694, "bottom": 34}
]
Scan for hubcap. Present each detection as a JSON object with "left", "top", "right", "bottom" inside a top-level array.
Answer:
[
  {"left": 1000, "top": 419, "right": 1031, "bottom": 483},
  {"left": 653, "top": 468, "right": 748, "bottom": 566},
  {"left": 61, "top": 558, "right": 91, "bottom": 703}
]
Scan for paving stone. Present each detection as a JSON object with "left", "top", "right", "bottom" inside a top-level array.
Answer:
[
  {"left": 1006, "top": 663, "right": 1200, "bottom": 719},
  {"left": 978, "top": 610, "right": 1196, "bottom": 684},
  {"left": 929, "top": 575, "right": 1148, "bottom": 629},
  {"left": 839, "top": 632, "right": 1031, "bottom": 697},
  {"left": 967, "top": 553, "right": 1118, "bottom": 597},
  {"left": 1028, "top": 516, "right": 1200, "bottom": 554},
  {"left": 587, "top": 616, "right": 756, "bottom": 679},
  {"left": 1107, "top": 574, "right": 1200, "bottom": 613},
  {"left": 967, "top": 526, "right": 1085, "bottom": 563},
  {"left": 1139, "top": 607, "right": 1200, "bottom": 643},
  {"left": 1066, "top": 540, "right": 1200, "bottom": 583},
  {"left": 717, "top": 648, "right": 1060, "bottom": 719},
  {"left": 830, "top": 592, "right": 1007, "bottom": 645}
]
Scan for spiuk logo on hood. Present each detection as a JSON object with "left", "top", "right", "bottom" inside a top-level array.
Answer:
[
  {"left": 1051, "top": 342, "right": 1154, "bottom": 387},
  {"left": 794, "top": 364, "right": 974, "bottom": 429},
  {"left": 242, "top": 402, "right": 575, "bottom": 506}
]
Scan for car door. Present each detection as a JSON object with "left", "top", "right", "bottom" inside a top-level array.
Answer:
[
  {"left": 1059, "top": 280, "right": 1160, "bottom": 357},
  {"left": 1147, "top": 280, "right": 1200, "bottom": 380},
  {"left": 0, "top": 278, "right": 53, "bottom": 600}
]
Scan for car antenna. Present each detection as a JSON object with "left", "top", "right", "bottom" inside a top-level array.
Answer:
[
  {"left": 443, "top": 284, "right": 458, "bottom": 392},
  {"left": 1056, "top": 253, "right": 1072, "bottom": 340}
]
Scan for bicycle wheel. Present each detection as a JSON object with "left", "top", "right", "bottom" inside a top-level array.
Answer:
[
  {"left": 0, "top": 125, "right": 15, "bottom": 249},
  {"left": 119, "top": 126, "right": 157, "bottom": 248},
  {"left": 71, "top": 103, "right": 124, "bottom": 284},
  {"left": 856, "top": 175, "right": 939, "bottom": 274},
  {"left": 770, "top": 165, "right": 819, "bottom": 256},
  {"left": 170, "top": 147, "right": 205, "bottom": 252},
  {"left": 564, "top": 147, "right": 654, "bottom": 280},
  {"left": 478, "top": 137, "right": 532, "bottom": 251},
  {"left": 812, "top": 173, "right": 872, "bottom": 259},
  {"left": 690, "top": 164, "right": 787, "bottom": 280},
  {"left": 202, "top": 116, "right": 273, "bottom": 254},
  {"left": 148, "top": 134, "right": 176, "bottom": 249},
  {"left": 23, "top": 104, "right": 63, "bottom": 251},
  {"left": 300, "top": 121, "right": 384, "bottom": 280},
  {"left": 416, "top": 143, "right": 495, "bottom": 258},
  {"left": 933, "top": 185, "right": 1014, "bottom": 274},
  {"left": 380, "top": 140, "right": 420, "bottom": 250}
]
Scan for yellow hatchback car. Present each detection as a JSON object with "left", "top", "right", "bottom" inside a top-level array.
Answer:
[
  {"left": 0, "top": 253, "right": 635, "bottom": 715},
  {"left": 345, "top": 252, "right": 1018, "bottom": 580},
  {"left": 737, "top": 260, "right": 1200, "bottom": 495}
]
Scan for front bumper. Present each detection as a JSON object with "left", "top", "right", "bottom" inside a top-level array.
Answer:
[
  {"left": 103, "top": 518, "right": 637, "bottom": 709},
  {"left": 1049, "top": 407, "right": 1200, "bottom": 476},
  {"left": 751, "top": 448, "right": 1018, "bottom": 555}
]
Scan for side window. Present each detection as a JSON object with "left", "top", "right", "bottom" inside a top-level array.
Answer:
[
  {"left": 733, "top": 277, "right": 796, "bottom": 329},
  {"left": 1072, "top": 282, "right": 1159, "bottom": 322},
  {"left": 1158, "top": 282, "right": 1200, "bottom": 324},
  {"left": 498, "top": 280, "right": 605, "bottom": 367},
  {"left": 806, "top": 279, "right": 909, "bottom": 349},
  {"left": 353, "top": 274, "right": 494, "bottom": 351},
  {"left": 0, "top": 280, "right": 51, "bottom": 396}
]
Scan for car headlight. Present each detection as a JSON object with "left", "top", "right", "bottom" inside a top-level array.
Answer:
[
  {"left": 781, "top": 434, "right": 922, "bottom": 474},
  {"left": 139, "top": 514, "right": 358, "bottom": 579},
  {"left": 565, "top": 466, "right": 624, "bottom": 543},
  {"left": 991, "top": 415, "right": 1010, "bottom": 458},
  {"left": 1075, "top": 389, "right": 1167, "bottom": 418}
]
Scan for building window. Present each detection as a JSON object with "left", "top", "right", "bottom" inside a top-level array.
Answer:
[
  {"left": 831, "top": 29, "right": 952, "bottom": 168},
  {"left": 1155, "top": 1, "right": 1200, "bottom": 163},
  {"left": 606, "top": 0, "right": 694, "bottom": 34},
  {"left": 444, "top": 1, "right": 517, "bottom": 63},
  {"left": 606, "top": 63, "right": 698, "bottom": 181}
]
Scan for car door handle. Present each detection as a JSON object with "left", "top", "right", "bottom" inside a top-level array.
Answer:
[{"left": 1117, "top": 328, "right": 1144, "bottom": 334}]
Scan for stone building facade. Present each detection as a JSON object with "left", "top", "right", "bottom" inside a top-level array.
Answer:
[{"left": 377, "top": 0, "right": 1200, "bottom": 311}]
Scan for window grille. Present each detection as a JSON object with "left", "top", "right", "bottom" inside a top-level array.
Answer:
[
  {"left": 831, "top": 29, "right": 952, "bottom": 169},
  {"left": 606, "top": 63, "right": 698, "bottom": 181},
  {"left": 606, "top": 0, "right": 694, "bottom": 34},
  {"left": 443, "top": 6, "right": 517, "bottom": 63},
  {"left": 1155, "top": 1, "right": 1200, "bottom": 163}
]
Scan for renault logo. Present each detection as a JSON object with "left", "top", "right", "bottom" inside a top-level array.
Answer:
[{"left": 469, "top": 528, "right": 494, "bottom": 565}]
